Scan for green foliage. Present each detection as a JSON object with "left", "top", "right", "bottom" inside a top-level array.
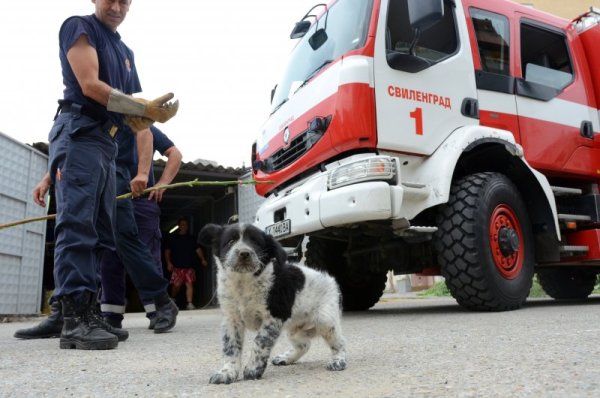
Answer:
[
  {"left": 528, "top": 275, "right": 546, "bottom": 298},
  {"left": 416, "top": 281, "right": 450, "bottom": 297}
]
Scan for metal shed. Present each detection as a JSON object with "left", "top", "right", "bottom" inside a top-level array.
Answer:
[{"left": 0, "top": 132, "right": 48, "bottom": 315}]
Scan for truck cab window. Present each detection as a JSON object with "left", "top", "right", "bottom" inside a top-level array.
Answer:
[
  {"left": 386, "top": 0, "right": 458, "bottom": 67},
  {"left": 270, "top": 0, "right": 374, "bottom": 113},
  {"left": 520, "top": 23, "right": 573, "bottom": 91},
  {"left": 471, "top": 9, "right": 510, "bottom": 75}
]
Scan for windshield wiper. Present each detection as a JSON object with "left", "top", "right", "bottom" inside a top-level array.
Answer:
[
  {"left": 295, "top": 59, "right": 333, "bottom": 93},
  {"left": 271, "top": 97, "right": 289, "bottom": 115}
]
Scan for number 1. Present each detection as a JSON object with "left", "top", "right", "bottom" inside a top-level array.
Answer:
[{"left": 410, "top": 107, "right": 423, "bottom": 135}]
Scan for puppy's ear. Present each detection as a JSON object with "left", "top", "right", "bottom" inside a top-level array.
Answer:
[
  {"left": 265, "top": 233, "right": 288, "bottom": 266},
  {"left": 198, "top": 224, "right": 223, "bottom": 247}
]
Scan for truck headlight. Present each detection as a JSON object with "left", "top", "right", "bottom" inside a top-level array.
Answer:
[{"left": 327, "top": 157, "right": 397, "bottom": 190}]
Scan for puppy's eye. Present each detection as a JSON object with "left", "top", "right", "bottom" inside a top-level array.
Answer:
[{"left": 224, "top": 240, "right": 235, "bottom": 248}]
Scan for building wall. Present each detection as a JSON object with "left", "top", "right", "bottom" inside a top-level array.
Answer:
[
  {"left": 0, "top": 132, "right": 48, "bottom": 315},
  {"left": 517, "top": 0, "right": 599, "bottom": 19}
]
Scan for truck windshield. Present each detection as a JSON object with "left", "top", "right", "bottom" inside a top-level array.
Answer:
[{"left": 271, "top": 0, "right": 374, "bottom": 113}]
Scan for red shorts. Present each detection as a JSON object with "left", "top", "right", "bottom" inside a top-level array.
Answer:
[{"left": 170, "top": 268, "right": 196, "bottom": 285}]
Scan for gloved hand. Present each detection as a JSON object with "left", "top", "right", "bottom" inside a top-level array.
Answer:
[
  {"left": 107, "top": 89, "right": 179, "bottom": 123},
  {"left": 125, "top": 115, "right": 154, "bottom": 132},
  {"left": 136, "top": 93, "right": 179, "bottom": 123}
]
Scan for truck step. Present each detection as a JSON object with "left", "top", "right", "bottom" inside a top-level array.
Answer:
[
  {"left": 407, "top": 226, "right": 438, "bottom": 233},
  {"left": 551, "top": 186, "right": 583, "bottom": 196},
  {"left": 557, "top": 213, "right": 592, "bottom": 222},
  {"left": 392, "top": 223, "right": 438, "bottom": 239},
  {"left": 559, "top": 245, "right": 589, "bottom": 254}
]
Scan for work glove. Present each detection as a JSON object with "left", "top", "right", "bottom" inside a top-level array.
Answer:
[
  {"left": 136, "top": 93, "right": 179, "bottom": 123},
  {"left": 125, "top": 115, "right": 154, "bottom": 133},
  {"left": 107, "top": 89, "right": 179, "bottom": 123}
]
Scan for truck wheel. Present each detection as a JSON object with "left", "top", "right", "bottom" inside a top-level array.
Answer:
[
  {"left": 305, "top": 237, "right": 387, "bottom": 311},
  {"left": 433, "top": 172, "right": 534, "bottom": 311},
  {"left": 537, "top": 269, "right": 597, "bottom": 299}
]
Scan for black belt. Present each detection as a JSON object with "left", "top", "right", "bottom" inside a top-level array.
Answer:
[
  {"left": 54, "top": 101, "right": 118, "bottom": 137},
  {"left": 55, "top": 100, "right": 106, "bottom": 121}
]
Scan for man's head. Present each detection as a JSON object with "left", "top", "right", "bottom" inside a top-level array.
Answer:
[
  {"left": 177, "top": 218, "right": 189, "bottom": 235},
  {"left": 93, "top": 0, "right": 131, "bottom": 32}
]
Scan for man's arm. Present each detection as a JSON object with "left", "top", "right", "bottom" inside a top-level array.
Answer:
[
  {"left": 165, "top": 248, "right": 175, "bottom": 272},
  {"left": 66, "top": 35, "right": 113, "bottom": 106},
  {"left": 148, "top": 145, "right": 183, "bottom": 202},
  {"left": 66, "top": 35, "right": 177, "bottom": 125},
  {"left": 131, "top": 129, "right": 153, "bottom": 196},
  {"left": 196, "top": 245, "right": 208, "bottom": 267},
  {"left": 32, "top": 172, "right": 52, "bottom": 207}
]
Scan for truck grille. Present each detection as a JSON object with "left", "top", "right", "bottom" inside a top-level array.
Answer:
[
  {"left": 264, "top": 130, "right": 324, "bottom": 172},
  {"left": 258, "top": 115, "right": 331, "bottom": 173},
  {"left": 261, "top": 116, "right": 331, "bottom": 173}
]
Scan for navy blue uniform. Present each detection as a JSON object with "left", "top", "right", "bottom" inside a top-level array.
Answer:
[
  {"left": 100, "top": 126, "right": 174, "bottom": 315},
  {"left": 49, "top": 15, "right": 140, "bottom": 299}
]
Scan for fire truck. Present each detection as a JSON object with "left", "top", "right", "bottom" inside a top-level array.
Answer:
[{"left": 251, "top": 0, "right": 600, "bottom": 311}]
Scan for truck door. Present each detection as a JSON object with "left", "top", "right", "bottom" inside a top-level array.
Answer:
[
  {"left": 373, "top": 0, "right": 478, "bottom": 156},
  {"left": 465, "top": 1, "right": 520, "bottom": 142},
  {"left": 514, "top": 15, "right": 600, "bottom": 178}
]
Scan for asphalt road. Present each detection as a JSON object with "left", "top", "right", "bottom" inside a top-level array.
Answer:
[{"left": 2, "top": 293, "right": 600, "bottom": 397}]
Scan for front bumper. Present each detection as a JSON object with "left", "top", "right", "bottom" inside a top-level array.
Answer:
[{"left": 255, "top": 163, "right": 404, "bottom": 238}]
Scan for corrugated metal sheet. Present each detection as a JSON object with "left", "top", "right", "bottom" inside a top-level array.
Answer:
[
  {"left": 0, "top": 132, "right": 48, "bottom": 315},
  {"left": 238, "top": 172, "right": 265, "bottom": 225}
]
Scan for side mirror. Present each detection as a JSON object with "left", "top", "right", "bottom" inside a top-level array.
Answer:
[
  {"left": 407, "top": 0, "right": 444, "bottom": 32},
  {"left": 270, "top": 84, "right": 277, "bottom": 104},
  {"left": 290, "top": 20, "right": 312, "bottom": 39},
  {"left": 309, "top": 28, "right": 328, "bottom": 50}
]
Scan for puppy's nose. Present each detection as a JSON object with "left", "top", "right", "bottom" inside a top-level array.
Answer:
[{"left": 238, "top": 250, "right": 250, "bottom": 260}]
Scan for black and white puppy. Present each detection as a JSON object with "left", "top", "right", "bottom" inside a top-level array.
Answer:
[{"left": 199, "top": 223, "right": 347, "bottom": 384}]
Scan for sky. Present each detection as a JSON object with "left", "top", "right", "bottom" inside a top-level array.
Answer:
[{"left": 0, "top": 0, "right": 318, "bottom": 168}]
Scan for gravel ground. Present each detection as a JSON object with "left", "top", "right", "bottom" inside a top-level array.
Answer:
[{"left": 2, "top": 293, "right": 600, "bottom": 397}]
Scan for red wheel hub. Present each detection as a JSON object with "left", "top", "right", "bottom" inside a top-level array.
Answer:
[{"left": 489, "top": 204, "right": 524, "bottom": 279}]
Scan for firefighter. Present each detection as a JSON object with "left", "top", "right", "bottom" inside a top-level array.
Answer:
[
  {"left": 14, "top": 0, "right": 178, "bottom": 350},
  {"left": 100, "top": 125, "right": 182, "bottom": 329},
  {"left": 15, "top": 126, "right": 181, "bottom": 340}
]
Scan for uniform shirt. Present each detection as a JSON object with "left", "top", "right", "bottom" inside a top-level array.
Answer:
[
  {"left": 116, "top": 123, "right": 176, "bottom": 173},
  {"left": 59, "top": 14, "right": 142, "bottom": 127}
]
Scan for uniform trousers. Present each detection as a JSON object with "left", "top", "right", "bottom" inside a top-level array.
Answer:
[
  {"left": 100, "top": 198, "right": 163, "bottom": 315},
  {"left": 49, "top": 110, "right": 117, "bottom": 300},
  {"left": 100, "top": 165, "right": 168, "bottom": 314}
]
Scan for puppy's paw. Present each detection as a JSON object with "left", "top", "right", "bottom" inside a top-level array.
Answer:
[
  {"left": 325, "top": 358, "right": 347, "bottom": 371},
  {"left": 243, "top": 365, "right": 266, "bottom": 380},
  {"left": 271, "top": 355, "right": 289, "bottom": 366},
  {"left": 209, "top": 369, "right": 238, "bottom": 384}
]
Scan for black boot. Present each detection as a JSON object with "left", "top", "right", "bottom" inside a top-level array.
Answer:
[
  {"left": 153, "top": 293, "right": 178, "bottom": 334},
  {"left": 59, "top": 293, "right": 119, "bottom": 350},
  {"left": 146, "top": 312, "right": 157, "bottom": 330},
  {"left": 102, "top": 313, "right": 124, "bottom": 329},
  {"left": 89, "top": 291, "right": 128, "bottom": 342},
  {"left": 88, "top": 308, "right": 129, "bottom": 342},
  {"left": 14, "top": 301, "right": 63, "bottom": 339}
]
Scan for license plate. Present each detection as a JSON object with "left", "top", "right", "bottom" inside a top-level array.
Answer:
[{"left": 265, "top": 219, "right": 291, "bottom": 238}]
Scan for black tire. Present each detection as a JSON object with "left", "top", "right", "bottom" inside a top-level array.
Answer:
[
  {"left": 537, "top": 269, "right": 597, "bottom": 299},
  {"left": 305, "top": 237, "right": 387, "bottom": 311},
  {"left": 433, "top": 172, "right": 534, "bottom": 311}
]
